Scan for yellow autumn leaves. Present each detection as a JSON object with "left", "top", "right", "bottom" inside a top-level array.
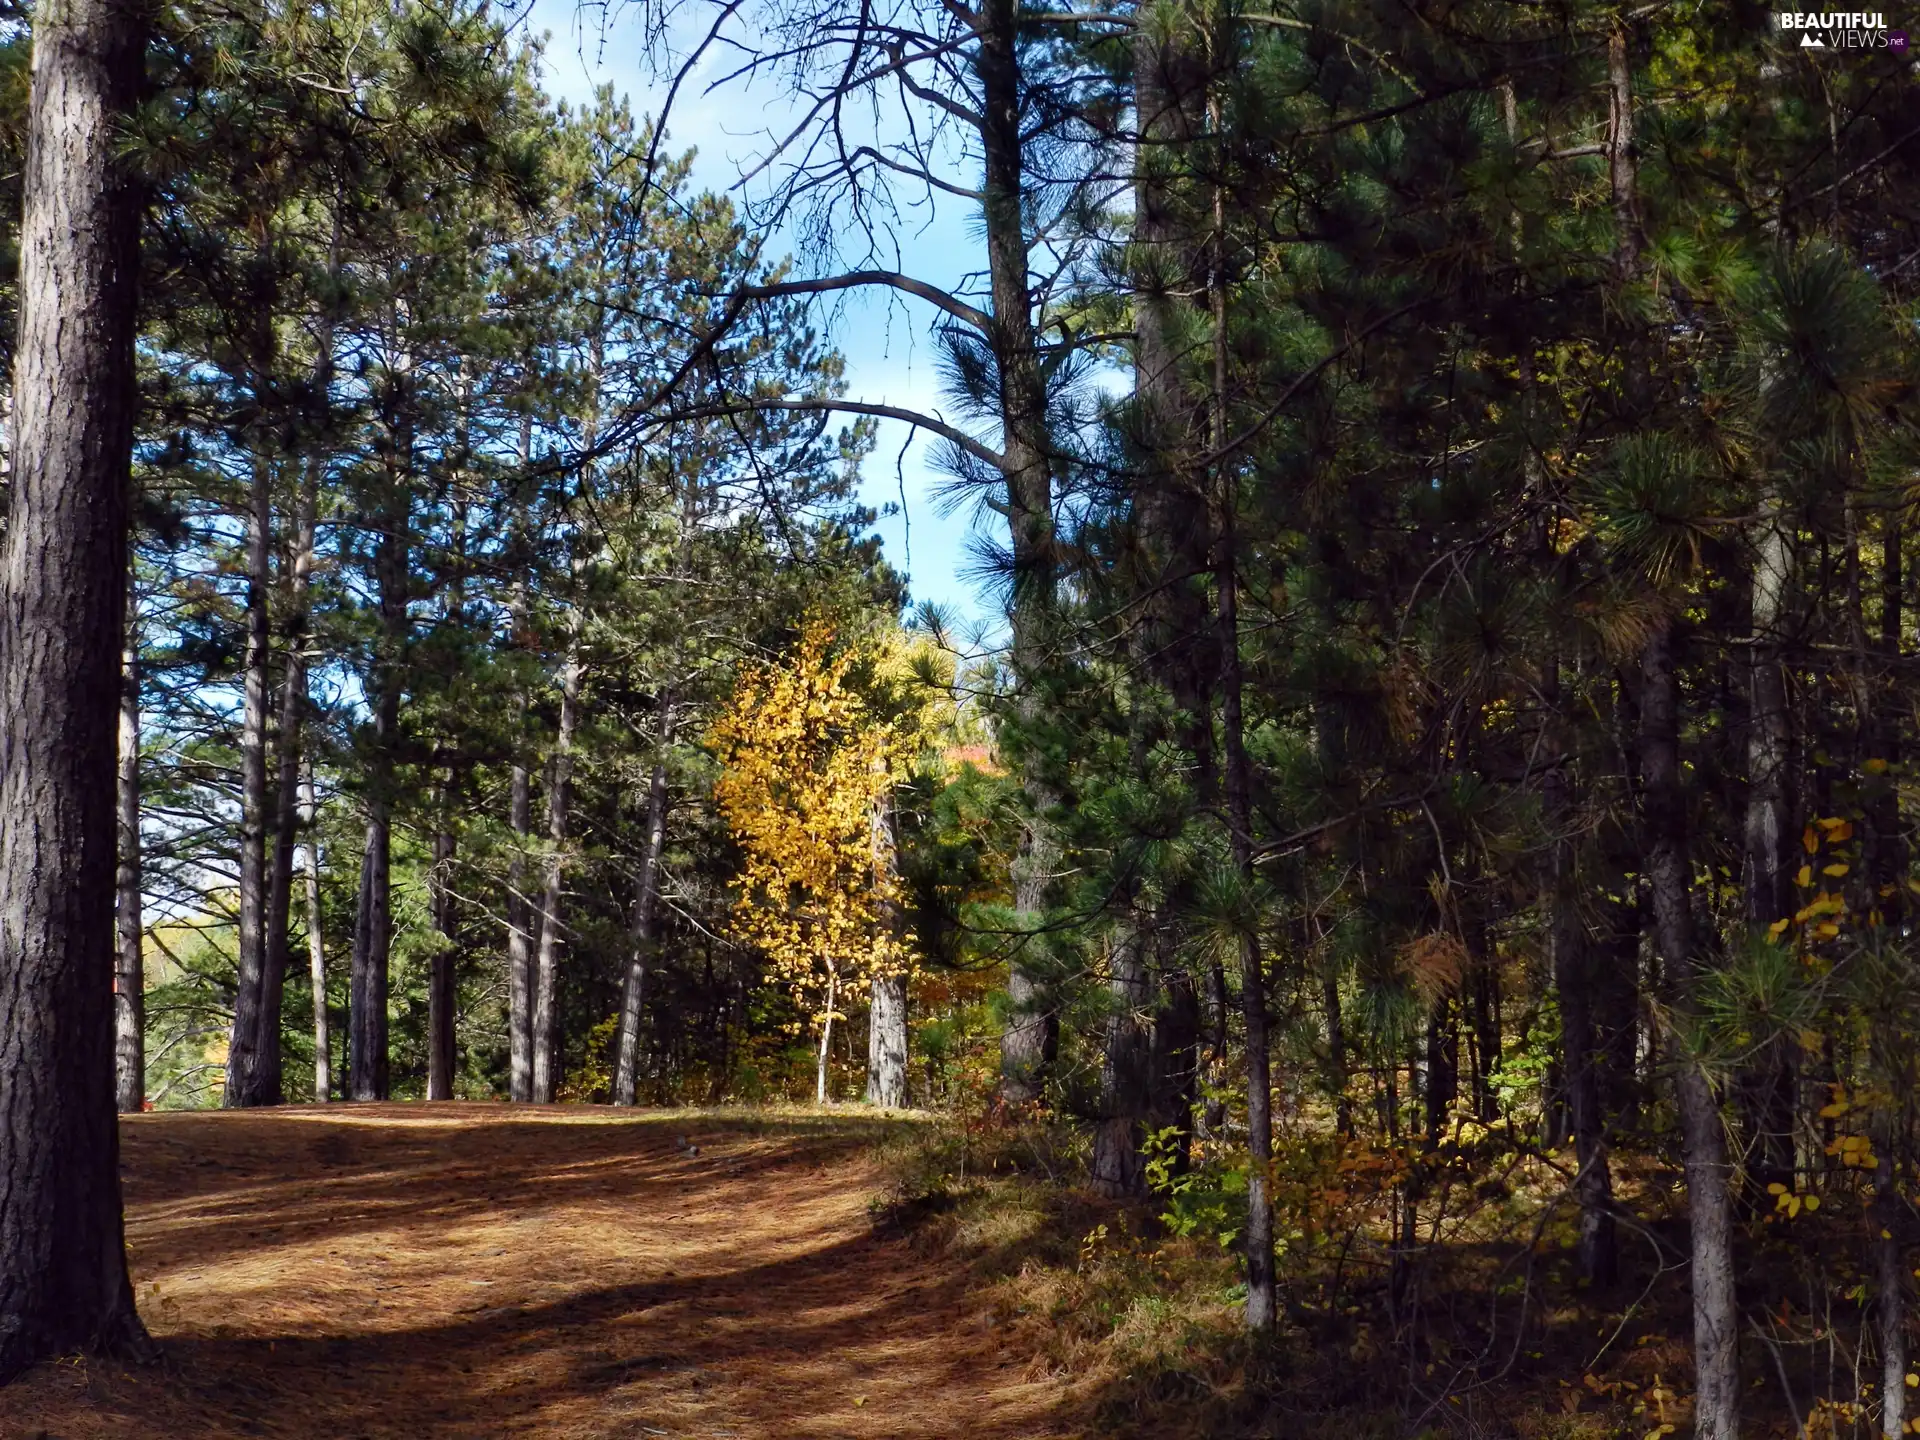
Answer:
[{"left": 708, "top": 619, "right": 926, "bottom": 1037}]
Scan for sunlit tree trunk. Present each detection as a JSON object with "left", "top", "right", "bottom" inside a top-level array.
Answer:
[
  {"left": 816, "top": 966, "right": 839, "bottom": 1105},
  {"left": 866, "top": 790, "right": 909, "bottom": 1109}
]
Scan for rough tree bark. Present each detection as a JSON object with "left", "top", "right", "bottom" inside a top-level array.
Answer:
[
  {"left": 866, "top": 971, "right": 909, "bottom": 1109},
  {"left": 0, "top": 0, "right": 152, "bottom": 1378},
  {"left": 115, "top": 632, "right": 143, "bottom": 1113}
]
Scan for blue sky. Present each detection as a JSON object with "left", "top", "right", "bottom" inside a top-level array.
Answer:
[{"left": 519, "top": 0, "right": 998, "bottom": 631}]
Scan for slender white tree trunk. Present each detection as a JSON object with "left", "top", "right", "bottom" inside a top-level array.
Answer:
[{"left": 817, "top": 968, "right": 839, "bottom": 1106}]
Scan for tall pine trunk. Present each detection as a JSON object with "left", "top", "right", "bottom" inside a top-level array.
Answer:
[
  {"left": 225, "top": 455, "right": 276, "bottom": 1106},
  {"left": 258, "top": 340, "right": 329, "bottom": 1108},
  {"left": 977, "top": 0, "right": 1059, "bottom": 1106},
  {"left": 302, "top": 764, "right": 329, "bottom": 1102},
  {"left": 348, "top": 463, "right": 406, "bottom": 1102},
  {"left": 0, "top": 0, "right": 151, "bottom": 1377},
  {"left": 115, "top": 630, "right": 143, "bottom": 1113}
]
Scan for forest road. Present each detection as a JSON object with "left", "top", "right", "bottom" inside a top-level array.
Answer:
[{"left": 0, "top": 1105, "right": 1077, "bottom": 1440}]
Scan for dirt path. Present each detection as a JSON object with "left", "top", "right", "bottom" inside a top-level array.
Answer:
[{"left": 2, "top": 1106, "right": 1077, "bottom": 1440}]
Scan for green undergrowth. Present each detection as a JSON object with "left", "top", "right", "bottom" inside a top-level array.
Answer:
[{"left": 866, "top": 1112, "right": 1870, "bottom": 1439}]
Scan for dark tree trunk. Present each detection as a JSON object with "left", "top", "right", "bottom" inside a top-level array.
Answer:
[
  {"left": 115, "top": 634, "right": 143, "bottom": 1113},
  {"left": 225, "top": 455, "right": 276, "bottom": 1107},
  {"left": 1090, "top": 920, "right": 1151, "bottom": 1197},
  {"left": 1148, "top": 953, "right": 1200, "bottom": 1170},
  {"left": 0, "top": 0, "right": 152, "bottom": 1377},
  {"left": 348, "top": 379, "right": 408, "bottom": 1102},
  {"left": 1643, "top": 622, "right": 1741, "bottom": 1439}
]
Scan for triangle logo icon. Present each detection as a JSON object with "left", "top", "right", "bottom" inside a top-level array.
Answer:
[{"left": 1800, "top": 30, "right": 1826, "bottom": 45}]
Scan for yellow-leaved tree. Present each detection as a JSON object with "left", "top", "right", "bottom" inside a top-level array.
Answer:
[{"left": 709, "top": 619, "right": 920, "bottom": 1103}]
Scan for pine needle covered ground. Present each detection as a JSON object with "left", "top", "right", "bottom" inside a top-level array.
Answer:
[{"left": 0, "top": 1107, "right": 1073, "bottom": 1440}]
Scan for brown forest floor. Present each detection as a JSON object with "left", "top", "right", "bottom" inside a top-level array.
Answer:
[{"left": 1, "top": 1105, "right": 1079, "bottom": 1440}]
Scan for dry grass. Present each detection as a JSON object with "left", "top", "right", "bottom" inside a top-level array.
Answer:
[{"left": 0, "top": 1104, "right": 1081, "bottom": 1440}]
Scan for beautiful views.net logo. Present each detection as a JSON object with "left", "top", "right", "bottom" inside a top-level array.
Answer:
[{"left": 1774, "top": 11, "right": 1910, "bottom": 49}]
